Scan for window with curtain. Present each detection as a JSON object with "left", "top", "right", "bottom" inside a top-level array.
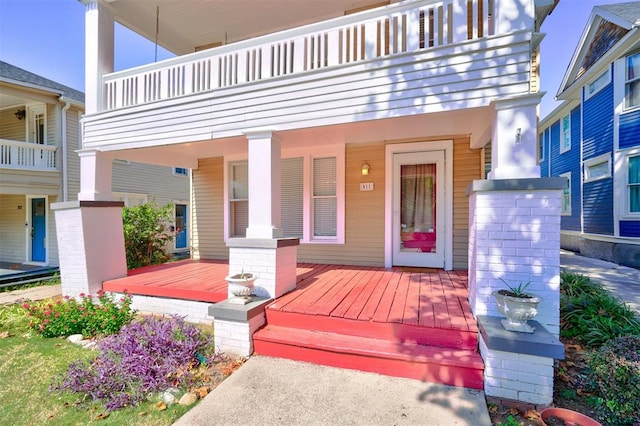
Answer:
[
  {"left": 629, "top": 155, "right": 640, "bottom": 213},
  {"left": 625, "top": 52, "right": 640, "bottom": 110},
  {"left": 313, "top": 157, "right": 337, "bottom": 238}
]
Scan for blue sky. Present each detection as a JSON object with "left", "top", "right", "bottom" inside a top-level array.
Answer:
[{"left": 0, "top": 0, "right": 625, "bottom": 117}]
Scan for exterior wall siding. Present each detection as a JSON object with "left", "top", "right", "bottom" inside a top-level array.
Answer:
[
  {"left": 0, "top": 109, "right": 26, "bottom": 141},
  {"left": 619, "top": 109, "right": 640, "bottom": 150},
  {"left": 620, "top": 220, "right": 640, "bottom": 237},
  {"left": 65, "top": 109, "right": 81, "bottom": 201},
  {"left": 0, "top": 194, "right": 27, "bottom": 263},
  {"left": 111, "top": 162, "right": 190, "bottom": 207},
  {"left": 191, "top": 137, "right": 479, "bottom": 269},
  {"left": 582, "top": 81, "right": 614, "bottom": 236}
]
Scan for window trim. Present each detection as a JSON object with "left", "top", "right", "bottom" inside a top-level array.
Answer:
[
  {"left": 585, "top": 69, "right": 611, "bottom": 100},
  {"left": 626, "top": 153, "right": 640, "bottom": 216},
  {"left": 27, "top": 104, "right": 46, "bottom": 145},
  {"left": 538, "top": 132, "right": 545, "bottom": 162},
  {"left": 559, "top": 172, "right": 571, "bottom": 216},
  {"left": 560, "top": 114, "right": 571, "bottom": 154},
  {"left": 173, "top": 167, "right": 189, "bottom": 177},
  {"left": 583, "top": 153, "right": 611, "bottom": 183},
  {"left": 223, "top": 145, "right": 345, "bottom": 244},
  {"left": 624, "top": 51, "right": 640, "bottom": 111}
]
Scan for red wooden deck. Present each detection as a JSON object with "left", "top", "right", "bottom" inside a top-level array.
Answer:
[{"left": 104, "top": 261, "right": 483, "bottom": 388}]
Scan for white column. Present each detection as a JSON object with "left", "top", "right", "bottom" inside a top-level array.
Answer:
[
  {"left": 244, "top": 130, "right": 283, "bottom": 239},
  {"left": 488, "top": 94, "right": 542, "bottom": 180},
  {"left": 83, "top": 0, "right": 114, "bottom": 114},
  {"left": 78, "top": 149, "right": 114, "bottom": 201}
]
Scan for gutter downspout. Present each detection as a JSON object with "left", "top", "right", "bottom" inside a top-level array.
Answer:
[{"left": 59, "top": 96, "right": 71, "bottom": 202}]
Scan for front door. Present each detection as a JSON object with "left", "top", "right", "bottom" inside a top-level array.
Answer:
[
  {"left": 392, "top": 151, "right": 445, "bottom": 268},
  {"left": 175, "top": 204, "right": 188, "bottom": 250},
  {"left": 31, "top": 197, "right": 46, "bottom": 262}
]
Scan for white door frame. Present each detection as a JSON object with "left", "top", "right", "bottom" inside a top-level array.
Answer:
[
  {"left": 384, "top": 141, "right": 453, "bottom": 270},
  {"left": 25, "top": 194, "right": 49, "bottom": 266}
]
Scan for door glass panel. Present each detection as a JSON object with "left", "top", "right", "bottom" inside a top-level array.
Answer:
[{"left": 400, "top": 163, "right": 436, "bottom": 253}]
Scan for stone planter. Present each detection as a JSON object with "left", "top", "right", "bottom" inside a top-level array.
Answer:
[
  {"left": 492, "top": 290, "right": 541, "bottom": 333},
  {"left": 540, "top": 407, "right": 602, "bottom": 426},
  {"left": 225, "top": 273, "right": 257, "bottom": 305}
]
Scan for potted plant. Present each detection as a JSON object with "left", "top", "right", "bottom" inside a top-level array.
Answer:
[
  {"left": 492, "top": 279, "right": 541, "bottom": 333},
  {"left": 225, "top": 271, "right": 257, "bottom": 305},
  {"left": 539, "top": 407, "right": 602, "bottom": 426}
]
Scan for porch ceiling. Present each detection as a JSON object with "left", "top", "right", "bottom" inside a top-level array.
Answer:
[
  {"left": 105, "top": 0, "right": 388, "bottom": 56},
  {"left": 106, "top": 106, "right": 493, "bottom": 168}
]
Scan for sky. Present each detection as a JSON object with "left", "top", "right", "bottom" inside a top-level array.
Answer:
[{"left": 0, "top": 0, "right": 628, "bottom": 118}]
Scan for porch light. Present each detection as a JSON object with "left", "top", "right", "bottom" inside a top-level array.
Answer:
[
  {"left": 515, "top": 128, "right": 522, "bottom": 144},
  {"left": 14, "top": 109, "right": 25, "bottom": 120},
  {"left": 361, "top": 163, "right": 370, "bottom": 176}
]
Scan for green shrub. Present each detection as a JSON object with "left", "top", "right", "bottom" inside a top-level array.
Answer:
[
  {"left": 122, "top": 202, "right": 174, "bottom": 270},
  {"left": 588, "top": 336, "right": 640, "bottom": 425},
  {"left": 23, "top": 290, "right": 135, "bottom": 338},
  {"left": 560, "top": 273, "right": 640, "bottom": 348}
]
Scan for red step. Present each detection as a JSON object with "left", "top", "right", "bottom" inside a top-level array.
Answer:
[
  {"left": 253, "top": 325, "right": 484, "bottom": 389},
  {"left": 264, "top": 308, "right": 478, "bottom": 351}
]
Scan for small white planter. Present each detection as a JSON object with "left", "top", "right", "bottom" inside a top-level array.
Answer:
[
  {"left": 493, "top": 290, "right": 541, "bottom": 333},
  {"left": 225, "top": 273, "right": 257, "bottom": 305}
]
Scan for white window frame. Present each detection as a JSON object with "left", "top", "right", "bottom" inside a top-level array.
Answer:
[
  {"left": 538, "top": 133, "right": 545, "bottom": 162},
  {"left": 559, "top": 172, "right": 571, "bottom": 216},
  {"left": 27, "top": 104, "right": 46, "bottom": 145},
  {"left": 173, "top": 167, "right": 189, "bottom": 177},
  {"left": 585, "top": 69, "right": 611, "bottom": 100},
  {"left": 112, "top": 192, "right": 148, "bottom": 207},
  {"left": 626, "top": 153, "right": 640, "bottom": 216},
  {"left": 624, "top": 51, "right": 640, "bottom": 111},
  {"left": 583, "top": 153, "right": 611, "bottom": 183},
  {"left": 560, "top": 114, "right": 571, "bottom": 153},
  {"left": 223, "top": 145, "right": 345, "bottom": 244}
]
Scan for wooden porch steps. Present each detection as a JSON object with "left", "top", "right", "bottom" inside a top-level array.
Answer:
[{"left": 253, "top": 324, "right": 484, "bottom": 389}]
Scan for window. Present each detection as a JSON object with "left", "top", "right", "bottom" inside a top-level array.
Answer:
[
  {"left": 625, "top": 52, "right": 640, "bottom": 110},
  {"left": 174, "top": 167, "right": 189, "bottom": 176},
  {"left": 560, "top": 114, "right": 571, "bottom": 153},
  {"left": 584, "top": 153, "right": 611, "bottom": 183},
  {"left": 227, "top": 153, "right": 342, "bottom": 242},
  {"left": 559, "top": 172, "right": 571, "bottom": 215},
  {"left": 585, "top": 70, "right": 610, "bottom": 99},
  {"left": 538, "top": 133, "right": 545, "bottom": 162},
  {"left": 229, "top": 162, "right": 248, "bottom": 237},
  {"left": 112, "top": 192, "right": 148, "bottom": 207},
  {"left": 312, "top": 157, "right": 337, "bottom": 238},
  {"left": 28, "top": 105, "right": 46, "bottom": 144},
  {"left": 629, "top": 155, "right": 640, "bottom": 214}
]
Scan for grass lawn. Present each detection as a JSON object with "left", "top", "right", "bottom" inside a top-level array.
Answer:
[{"left": 0, "top": 333, "right": 193, "bottom": 425}]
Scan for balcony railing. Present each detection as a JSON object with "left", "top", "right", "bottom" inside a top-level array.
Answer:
[
  {"left": 0, "top": 139, "right": 57, "bottom": 171},
  {"left": 103, "top": 0, "right": 494, "bottom": 112}
]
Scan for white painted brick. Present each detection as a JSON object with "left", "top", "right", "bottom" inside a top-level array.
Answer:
[
  {"left": 502, "top": 379, "right": 536, "bottom": 393},
  {"left": 519, "top": 392, "right": 552, "bottom": 405},
  {"left": 484, "top": 385, "right": 518, "bottom": 400},
  {"left": 484, "top": 366, "right": 513, "bottom": 380}
]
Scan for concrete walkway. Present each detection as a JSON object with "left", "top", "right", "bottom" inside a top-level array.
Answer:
[
  {"left": 560, "top": 250, "right": 640, "bottom": 313},
  {"left": 174, "top": 356, "right": 491, "bottom": 426},
  {"left": 0, "top": 284, "right": 61, "bottom": 305}
]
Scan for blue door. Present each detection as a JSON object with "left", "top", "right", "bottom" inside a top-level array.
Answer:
[
  {"left": 175, "top": 204, "right": 187, "bottom": 249},
  {"left": 31, "top": 198, "right": 46, "bottom": 262}
]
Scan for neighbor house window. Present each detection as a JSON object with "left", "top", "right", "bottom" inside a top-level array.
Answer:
[
  {"left": 174, "top": 167, "right": 189, "bottom": 176},
  {"left": 585, "top": 70, "right": 610, "bottom": 99},
  {"left": 559, "top": 172, "right": 571, "bottom": 215},
  {"left": 560, "top": 114, "right": 571, "bottom": 153},
  {"left": 538, "top": 133, "right": 545, "bottom": 162},
  {"left": 584, "top": 153, "right": 611, "bottom": 183},
  {"left": 625, "top": 52, "right": 640, "bottom": 109},
  {"left": 112, "top": 192, "right": 148, "bottom": 207},
  {"left": 629, "top": 155, "right": 640, "bottom": 213}
]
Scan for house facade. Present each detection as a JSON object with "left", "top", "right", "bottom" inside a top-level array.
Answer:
[
  {"left": 56, "top": 0, "right": 565, "bottom": 403},
  {"left": 539, "top": 2, "right": 640, "bottom": 268},
  {"left": 0, "top": 61, "right": 190, "bottom": 268}
]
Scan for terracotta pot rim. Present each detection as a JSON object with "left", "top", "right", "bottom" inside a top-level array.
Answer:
[{"left": 539, "top": 407, "right": 602, "bottom": 426}]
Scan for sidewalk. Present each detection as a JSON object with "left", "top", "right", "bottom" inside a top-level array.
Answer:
[
  {"left": 560, "top": 250, "right": 640, "bottom": 313},
  {"left": 0, "top": 284, "right": 61, "bottom": 306}
]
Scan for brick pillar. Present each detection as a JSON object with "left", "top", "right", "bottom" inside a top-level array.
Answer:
[{"left": 52, "top": 201, "right": 127, "bottom": 298}]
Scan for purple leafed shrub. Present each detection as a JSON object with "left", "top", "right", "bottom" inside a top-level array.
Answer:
[{"left": 52, "top": 315, "right": 214, "bottom": 410}]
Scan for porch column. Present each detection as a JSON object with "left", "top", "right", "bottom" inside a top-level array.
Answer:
[
  {"left": 245, "top": 130, "right": 282, "bottom": 239},
  {"left": 78, "top": 149, "right": 114, "bottom": 201},
  {"left": 83, "top": 0, "right": 114, "bottom": 114},
  {"left": 488, "top": 94, "right": 542, "bottom": 180},
  {"left": 52, "top": 201, "right": 127, "bottom": 299},
  {"left": 467, "top": 178, "right": 566, "bottom": 405}
]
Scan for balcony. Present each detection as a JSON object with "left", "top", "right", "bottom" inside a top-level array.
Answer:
[
  {"left": 83, "top": 0, "right": 540, "bottom": 151},
  {"left": 0, "top": 139, "right": 57, "bottom": 171}
]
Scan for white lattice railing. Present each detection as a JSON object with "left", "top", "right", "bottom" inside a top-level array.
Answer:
[
  {"left": 103, "top": 0, "right": 494, "bottom": 111},
  {"left": 0, "top": 139, "right": 57, "bottom": 171}
]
